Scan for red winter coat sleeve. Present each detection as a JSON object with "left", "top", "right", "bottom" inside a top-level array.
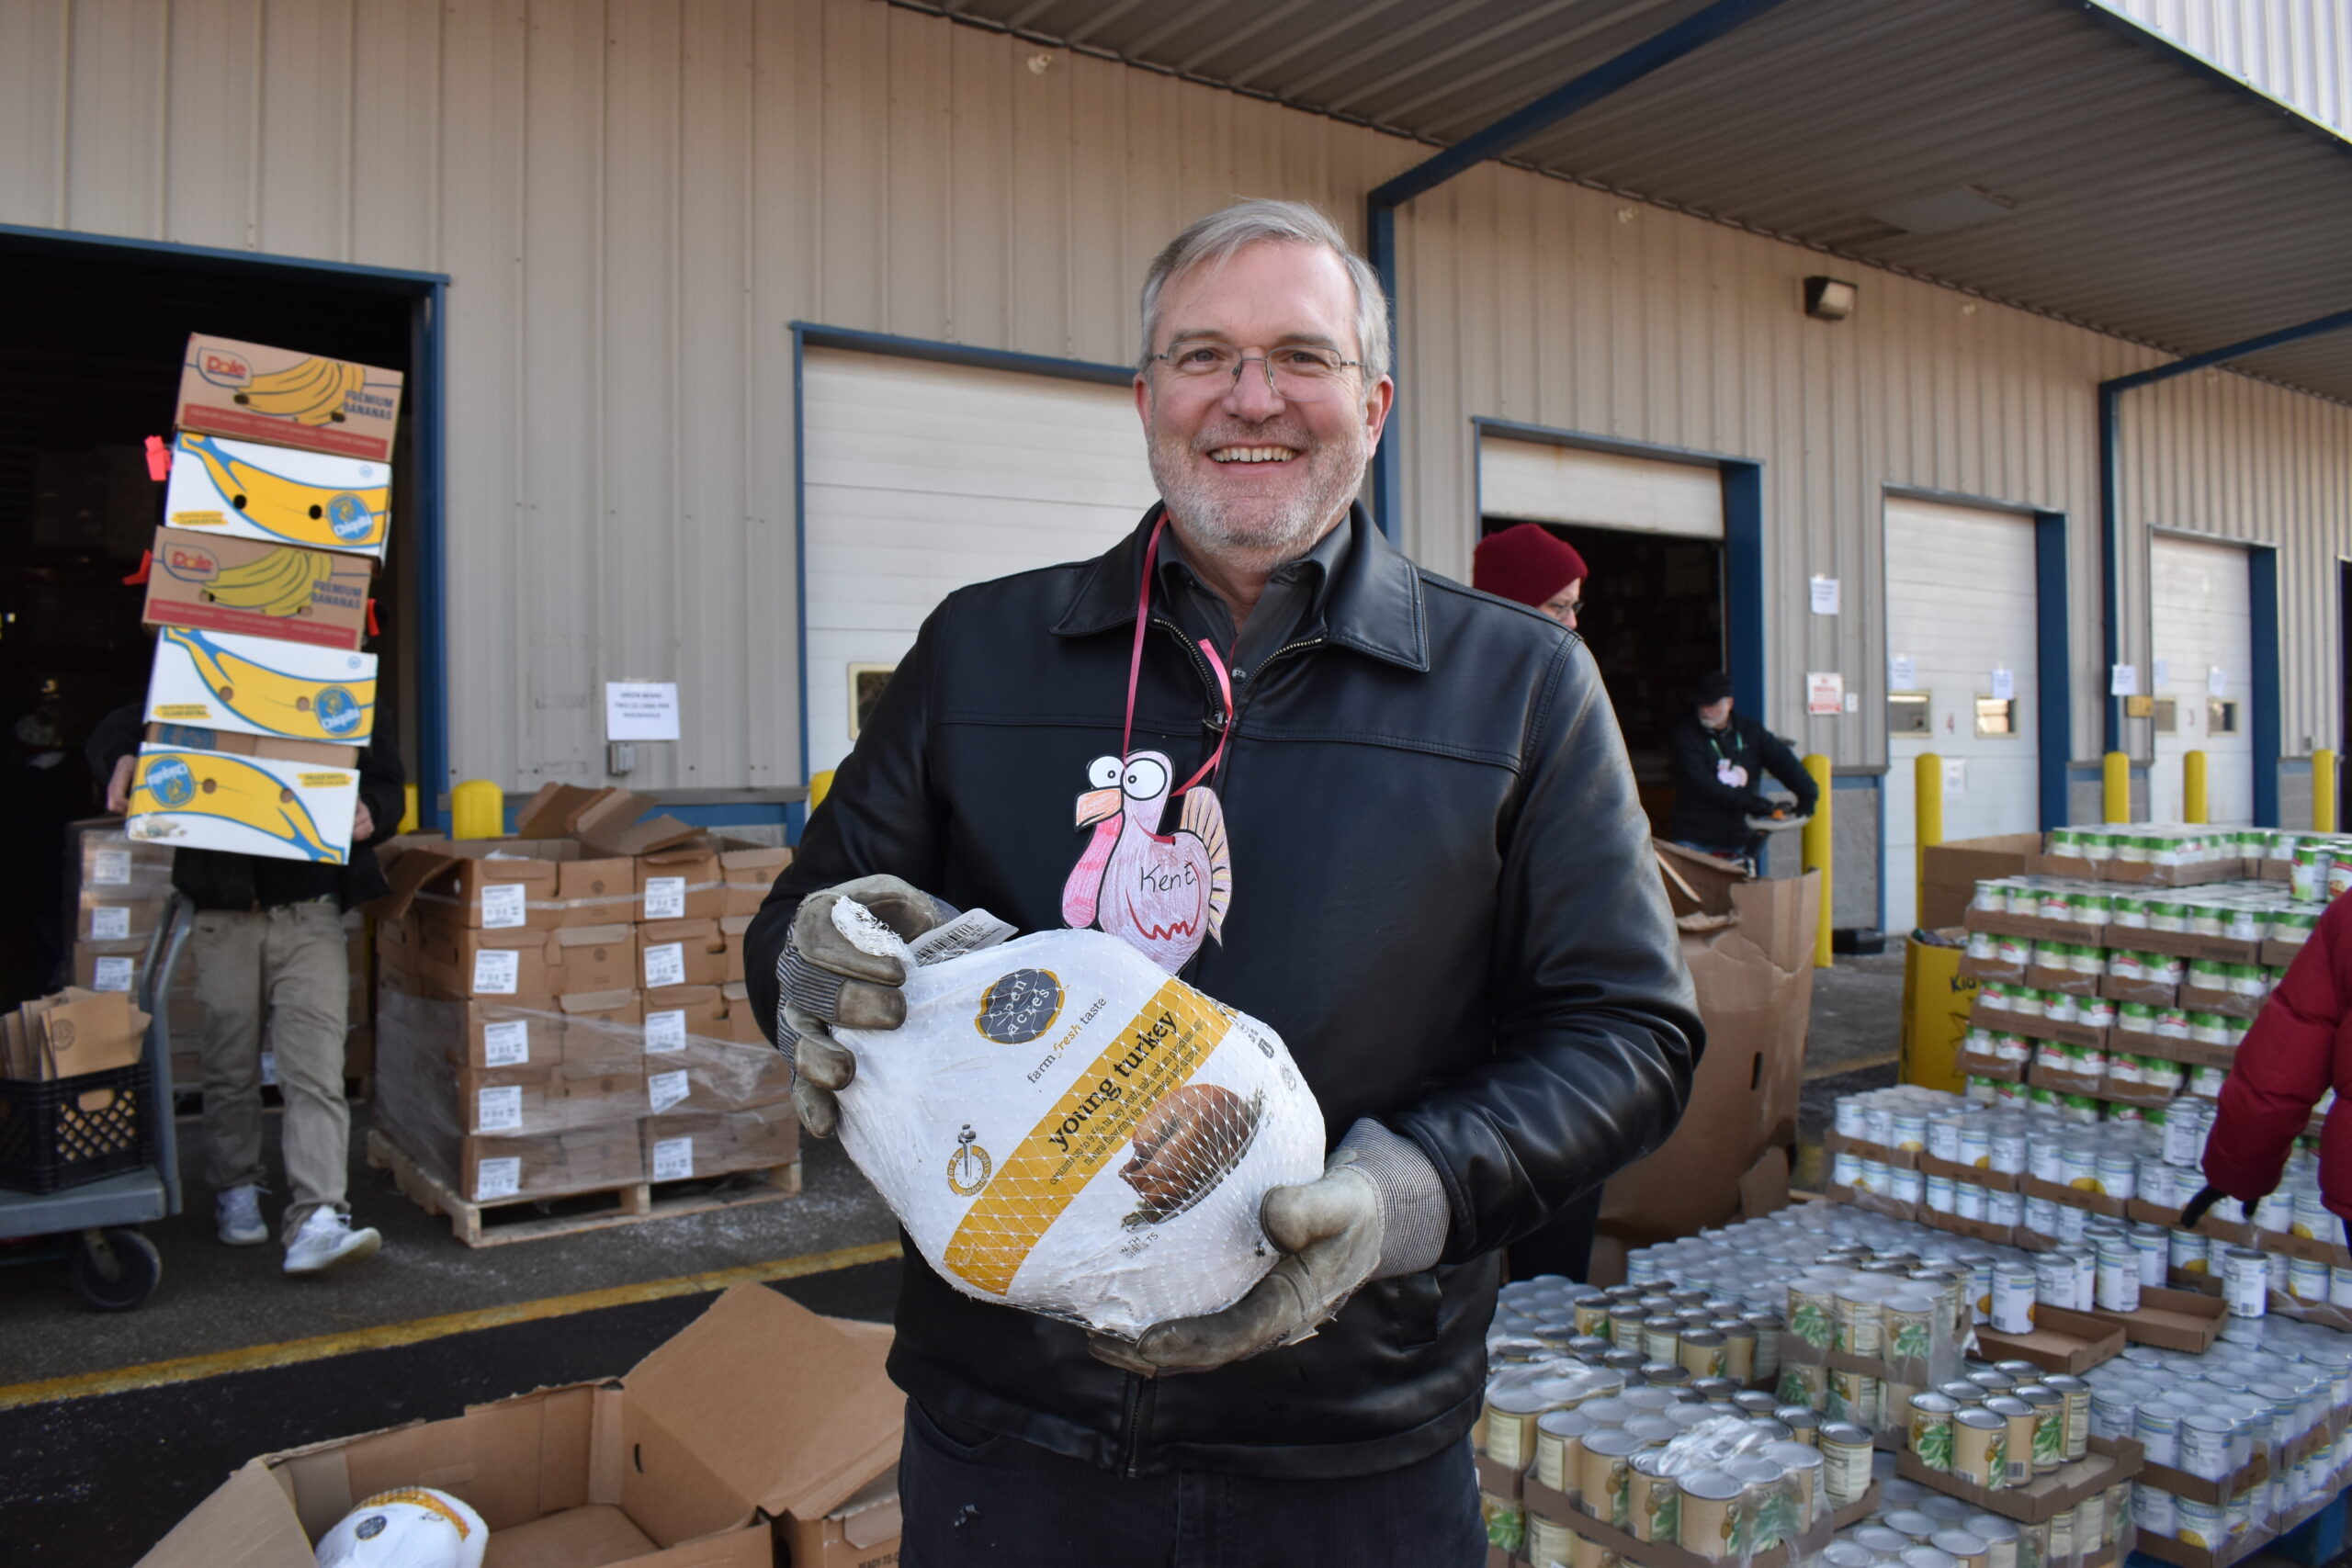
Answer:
[{"left": 2202, "top": 896, "right": 2351, "bottom": 1210}]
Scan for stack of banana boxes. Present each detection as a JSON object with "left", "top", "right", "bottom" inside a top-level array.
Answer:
[
  {"left": 368, "top": 784, "right": 799, "bottom": 1210},
  {"left": 125, "top": 334, "right": 402, "bottom": 865}
]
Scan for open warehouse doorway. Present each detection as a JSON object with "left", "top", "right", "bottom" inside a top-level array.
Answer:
[
  {"left": 1476, "top": 430, "right": 1725, "bottom": 834},
  {"left": 0, "top": 227, "right": 435, "bottom": 1002}
]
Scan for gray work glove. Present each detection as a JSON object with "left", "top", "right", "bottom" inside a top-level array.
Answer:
[
  {"left": 1087, "top": 1119, "right": 1450, "bottom": 1377},
  {"left": 777, "top": 874, "right": 949, "bottom": 1138}
]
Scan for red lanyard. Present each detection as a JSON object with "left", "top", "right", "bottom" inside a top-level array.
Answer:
[{"left": 1125, "top": 513, "right": 1235, "bottom": 796}]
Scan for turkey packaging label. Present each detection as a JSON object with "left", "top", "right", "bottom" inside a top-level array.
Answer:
[{"left": 831, "top": 910, "right": 1324, "bottom": 1338}]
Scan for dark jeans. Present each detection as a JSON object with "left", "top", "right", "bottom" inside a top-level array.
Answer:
[{"left": 898, "top": 1401, "right": 1487, "bottom": 1568}]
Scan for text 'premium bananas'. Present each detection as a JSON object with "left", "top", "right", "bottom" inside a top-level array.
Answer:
[
  {"left": 141, "top": 527, "right": 373, "bottom": 650},
  {"left": 175, "top": 333, "right": 405, "bottom": 462}
]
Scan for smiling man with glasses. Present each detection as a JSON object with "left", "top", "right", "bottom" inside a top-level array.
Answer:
[{"left": 747, "top": 198, "right": 1701, "bottom": 1566}]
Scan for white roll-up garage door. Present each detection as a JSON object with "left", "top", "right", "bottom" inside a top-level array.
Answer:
[
  {"left": 1479, "top": 436, "right": 1724, "bottom": 539},
  {"left": 1883, "top": 496, "right": 2041, "bottom": 931},
  {"left": 800, "top": 347, "right": 1156, "bottom": 777},
  {"left": 2148, "top": 536, "right": 2254, "bottom": 824}
]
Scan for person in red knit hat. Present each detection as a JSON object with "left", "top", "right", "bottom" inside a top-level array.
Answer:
[
  {"left": 2199, "top": 893, "right": 2352, "bottom": 1249},
  {"left": 1473, "top": 523, "right": 1588, "bottom": 628}
]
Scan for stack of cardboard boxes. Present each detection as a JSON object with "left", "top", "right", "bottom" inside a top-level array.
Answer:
[
  {"left": 369, "top": 784, "right": 797, "bottom": 1208},
  {"left": 125, "top": 334, "right": 401, "bottom": 868}
]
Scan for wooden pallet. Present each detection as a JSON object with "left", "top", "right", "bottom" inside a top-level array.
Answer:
[{"left": 365, "top": 1129, "right": 802, "bottom": 1247}]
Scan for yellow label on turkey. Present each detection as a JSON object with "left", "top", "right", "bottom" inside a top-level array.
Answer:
[
  {"left": 941, "top": 976, "right": 1229, "bottom": 1295},
  {"left": 164, "top": 432, "right": 390, "bottom": 559},
  {"left": 145, "top": 626, "right": 378, "bottom": 743},
  {"left": 125, "top": 745, "right": 357, "bottom": 864}
]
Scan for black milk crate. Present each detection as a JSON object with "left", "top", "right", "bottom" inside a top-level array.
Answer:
[{"left": 0, "top": 1062, "right": 155, "bottom": 1194}]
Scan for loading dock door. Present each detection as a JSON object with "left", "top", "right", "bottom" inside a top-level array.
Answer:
[
  {"left": 1883, "top": 497, "right": 2041, "bottom": 932},
  {"left": 2148, "top": 536, "right": 2254, "bottom": 824},
  {"left": 799, "top": 347, "right": 1154, "bottom": 778}
]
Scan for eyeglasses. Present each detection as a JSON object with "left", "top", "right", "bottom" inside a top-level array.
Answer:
[{"left": 1146, "top": 341, "right": 1367, "bottom": 400}]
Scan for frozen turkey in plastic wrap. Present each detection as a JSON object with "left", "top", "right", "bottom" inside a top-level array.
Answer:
[{"left": 827, "top": 906, "right": 1326, "bottom": 1338}]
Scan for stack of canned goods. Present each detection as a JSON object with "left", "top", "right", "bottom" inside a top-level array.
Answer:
[
  {"left": 1827, "top": 1470, "right": 2119, "bottom": 1568},
  {"left": 2077, "top": 1325, "right": 2352, "bottom": 1550},
  {"left": 2044, "top": 824, "right": 2278, "bottom": 873}
]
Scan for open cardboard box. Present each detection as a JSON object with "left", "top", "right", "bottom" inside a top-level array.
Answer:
[
  {"left": 1972, "top": 1304, "right": 2125, "bottom": 1375},
  {"left": 1919, "top": 835, "right": 2045, "bottom": 931},
  {"left": 2076, "top": 1286, "right": 2226, "bottom": 1352},
  {"left": 1892, "top": 1435, "right": 2141, "bottom": 1525},
  {"left": 140, "top": 1285, "right": 901, "bottom": 1568},
  {"left": 1601, "top": 845, "right": 1817, "bottom": 1244}
]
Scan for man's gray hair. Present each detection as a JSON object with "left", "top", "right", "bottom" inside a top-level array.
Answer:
[{"left": 1138, "top": 199, "right": 1392, "bottom": 382}]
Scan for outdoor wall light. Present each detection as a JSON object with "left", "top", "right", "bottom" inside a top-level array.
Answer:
[{"left": 1804, "top": 276, "right": 1858, "bottom": 321}]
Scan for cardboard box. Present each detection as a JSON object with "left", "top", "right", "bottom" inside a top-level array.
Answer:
[
  {"left": 2078, "top": 1285, "right": 2226, "bottom": 1351},
  {"left": 461, "top": 1123, "right": 646, "bottom": 1202},
  {"left": 139, "top": 1286, "right": 899, "bottom": 1568},
  {"left": 552, "top": 925, "right": 637, "bottom": 994},
  {"left": 162, "top": 431, "right": 391, "bottom": 559},
  {"left": 173, "top": 333, "right": 405, "bottom": 462},
  {"left": 146, "top": 625, "right": 378, "bottom": 744},
  {"left": 1893, "top": 1435, "right": 2142, "bottom": 1525},
  {"left": 1518, "top": 1474, "right": 1876, "bottom": 1568},
  {"left": 456, "top": 1058, "right": 648, "bottom": 1136},
  {"left": 2178, "top": 981, "right": 2263, "bottom": 1021},
  {"left": 1920, "top": 835, "right": 2045, "bottom": 931},
  {"left": 557, "top": 990, "right": 646, "bottom": 1066},
  {"left": 639, "top": 918, "right": 728, "bottom": 989},
  {"left": 1, "top": 988, "right": 152, "bottom": 1080},
  {"left": 127, "top": 742, "right": 358, "bottom": 865},
  {"left": 78, "top": 891, "right": 169, "bottom": 944},
  {"left": 144, "top": 721, "right": 356, "bottom": 770},
  {"left": 642, "top": 1103, "right": 799, "bottom": 1180},
  {"left": 2122, "top": 927, "right": 2262, "bottom": 965},
  {"left": 642, "top": 987, "right": 794, "bottom": 1111},
  {"left": 73, "top": 939, "right": 147, "bottom": 994},
  {"left": 378, "top": 839, "right": 639, "bottom": 931},
  {"left": 141, "top": 526, "right": 373, "bottom": 650},
  {"left": 1972, "top": 1303, "right": 2127, "bottom": 1375},
  {"left": 1600, "top": 846, "right": 1817, "bottom": 1243},
  {"left": 717, "top": 839, "right": 792, "bottom": 918},
  {"left": 2024, "top": 962, "right": 2100, "bottom": 998},
  {"left": 395, "top": 919, "right": 558, "bottom": 1000},
  {"left": 637, "top": 841, "right": 721, "bottom": 921},
  {"left": 514, "top": 784, "right": 700, "bottom": 859}
]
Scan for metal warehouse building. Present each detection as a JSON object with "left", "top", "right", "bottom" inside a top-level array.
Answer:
[{"left": 6, "top": 0, "right": 2352, "bottom": 932}]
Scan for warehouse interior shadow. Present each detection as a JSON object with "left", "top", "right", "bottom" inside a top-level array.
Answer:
[{"left": 0, "top": 234, "right": 416, "bottom": 1006}]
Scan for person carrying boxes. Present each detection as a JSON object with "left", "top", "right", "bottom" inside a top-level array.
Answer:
[{"left": 88, "top": 705, "right": 402, "bottom": 1272}]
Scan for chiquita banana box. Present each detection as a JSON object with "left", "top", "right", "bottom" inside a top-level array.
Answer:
[
  {"left": 145, "top": 626, "right": 378, "bottom": 745},
  {"left": 163, "top": 432, "right": 390, "bottom": 559},
  {"left": 126, "top": 744, "right": 358, "bottom": 865},
  {"left": 141, "top": 526, "right": 372, "bottom": 650},
  {"left": 175, "top": 334, "right": 403, "bottom": 462}
]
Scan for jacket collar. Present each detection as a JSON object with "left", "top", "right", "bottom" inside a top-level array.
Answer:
[{"left": 1051, "top": 502, "right": 1430, "bottom": 672}]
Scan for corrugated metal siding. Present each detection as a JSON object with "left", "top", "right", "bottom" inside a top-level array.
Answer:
[
  {"left": 2100, "top": 0, "right": 2352, "bottom": 139},
  {"left": 0, "top": 0, "right": 2344, "bottom": 806}
]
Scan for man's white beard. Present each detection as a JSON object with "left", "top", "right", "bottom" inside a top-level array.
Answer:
[{"left": 1147, "top": 415, "right": 1369, "bottom": 562}]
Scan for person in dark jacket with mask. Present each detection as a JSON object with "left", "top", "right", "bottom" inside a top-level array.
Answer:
[
  {"left": 1666, "top": 672, "right": 1816, "bottom": 870},
  {"left": 746, "top": 200, "right": 1702, "bottom": 1567},
  {"left": 89, "top": 703, "right": 402, "bottom": 1274}
]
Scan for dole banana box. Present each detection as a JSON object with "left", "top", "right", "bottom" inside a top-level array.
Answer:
[
  {"left": 163, "top": 432, "right": 390, "bottom": 560},
  {"left": 125, "top": 743, "right": 359, "bottom": 865},
  {"left": 175, "top": 333, "right": 404, "bottom": 462},
  {"left": 145, "top": 625, "right": 378, "bottom": 744},
  {"left": 142, "top": 526, "right": 371, "bottom": 650}
]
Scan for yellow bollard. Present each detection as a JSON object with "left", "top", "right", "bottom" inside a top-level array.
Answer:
[
  {"left": 2104, "top": 752, "right": 2132, "bottom": 824},
  {"left": 2317, "top": 750, "right": 2338, "bottom": 833},
  {"left": 808, "top": 769, "right": 836, "bottom": 815},
  {"left": 1914, "top": 751, "right": 1944, "bottom": 895},
  {"left": 399, "top": 783, "right": 420, "bottom": 834},
  {"left": 1803, "top": 754, "right": 1833, "bottom": 969},
  {"left": 2183, "top": 750, "right": 2208, "bottom": 825},
  {"left": 450, "top": 778, "right": 504, "bottom": 840}
]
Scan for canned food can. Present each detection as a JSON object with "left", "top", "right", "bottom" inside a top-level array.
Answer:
[
  {"left": 1909, "top": 1393, "right": 1959, "bottom": 1471},
  {"left": 1892, "top": 1111, "right": 1930, "bottom": 1153},
  {"left": 1777, "top": 1360, "right": 1824, "bottom": 1408},
  {"left": 2042, "top": 1374, "right": 2090, "bottom": 1461},
  {"left": 1928, "top": 1114, "right": 1964, "bottom": 1163},
  {"left": 2287, "top": 1255, "right": 2331, "bottom": 1303},
  {"left": 1679, "top": 1327, "right": 1729, "bottom": 1380},
  {"left": 1578, "top": 1429, "right": 1640, "bottom": 1527},
  {"left": 1764, "top": 1441, "right": 1823, "bottom": 1529},
  {"left": 1483, "top": 1387, "right": 1545, "bottom": 1468},
  {"left": 2222, "top": 1247, "right": 2269, "bottom": 1318},
  {"left": 1533, "top": 1409, "right": 1593, "bottom": 1491},
  {"left": 2095, "top": 1236, "right": 2142, "bottom": 1314},
  {"left": 1955, "top": 1181, "right": 1986, "bottom": 1221},
  {"left": 1986, "top": 1396, "right": 2036, "bottom": 1485},
  {"left": 1525, "top": 1514, "right": 1577, "bottom": 1568},
  {"left": 1787, "top": 1281, "right": 1834, "bottom": 1350},
  {"left": 1641, "top": 1315, "right": 1682, "bottom": 1364},
  {"left": 1818, "top": 1422, "right": 1874, "bottom": 1506},
  {"left": 1567, "top": 1530, "right": 1616, "bottom": 1568},
  {"left": 1964, "top": 1516, "right": 2019, "bottom": 1568},
  {"left": 2178, "top": 1414, "right": 2234, "bottom": 1481},
  {"left": 2021, "top": 1195, "right": 2060, "bottom": 1237},
  {"left": 1927, "top": 1174, "right": 1958, "bottom": 1213},
  {"left": 1745, "top": 1310, "right": 1782, "bottom": 1381},
  {"left": 1987, "top": 1189, "right": 2022, "bottom": 1228},
  {"left": 1957, "top": 1121, "right": 1992, "bottom": 1168},
  {"left": 2132, "top": 1483, "right": 2177, "bottom": 1540},
  {"left": 2095, "top": 1152, "right": 2138, "bottom": 1201},
  {"left": 1992, "top": 1264, "right": 2038, "bottom": 1333},
  {"left": 1827, "top": 1366, "right": 1880, "bottom": 1429},
  {"left": 1951, "top": 1408, "right": 2008, "bottom": 1490},
  {"left": 1676, "top": 1469, "right": 1747, "bottom": 1561},
  {"left": 1890, "top": 1166, "right": 1925, "bottom": 1205},
  {"left": 2018, "top": 1388, "right": 2065, "bottom": 1474},
  {"left": 2031, "top": 1253, "right": 2075, "bottom": 1312},
  {"left": 1628, "top": 1450, "right": 1679, "bottom": 1543},
  {"left": 1931, "top": 1529, "right": 1989, "bottom": 1568}
]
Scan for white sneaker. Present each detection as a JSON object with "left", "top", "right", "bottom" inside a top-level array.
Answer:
[
  {"left": 217, "top": 1184, "right": 267, "bottom": 1247},
  {"left": 282, "top": 1208, "right": 382, "bottom": 1275}
]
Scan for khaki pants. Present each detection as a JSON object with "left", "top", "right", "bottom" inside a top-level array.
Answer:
[{"left": 189, "top": 900, "right": 350, "bottom": 1242}]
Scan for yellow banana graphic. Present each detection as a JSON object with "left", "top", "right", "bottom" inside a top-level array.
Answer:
[
  {"left": 130, "top": 750, "right": 345, "bottom": 863},
  {"left": 158, "top": 628, "right": 376, "bottom": 742},
  {"left": 181, "top": 434, "right": 388, "bottom": 549},
  {"left": 203, "top": 549, "right": 334, "bottom": 616},
  {"left": 238, "top": 356, "right": 356, "bottom": 423}
]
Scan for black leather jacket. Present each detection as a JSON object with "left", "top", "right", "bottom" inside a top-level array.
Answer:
[{"left": 748, "top": 506, "right": 1702, "bottom": 1479}]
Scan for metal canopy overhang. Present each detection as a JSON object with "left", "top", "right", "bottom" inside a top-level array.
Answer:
[{"left": 907, "top": 0, "right": 2352, "bottom": 402}]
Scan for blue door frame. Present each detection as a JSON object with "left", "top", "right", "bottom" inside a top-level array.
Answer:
[{"left": 0, "top": 222, "right": 451, "bottom": 828}]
